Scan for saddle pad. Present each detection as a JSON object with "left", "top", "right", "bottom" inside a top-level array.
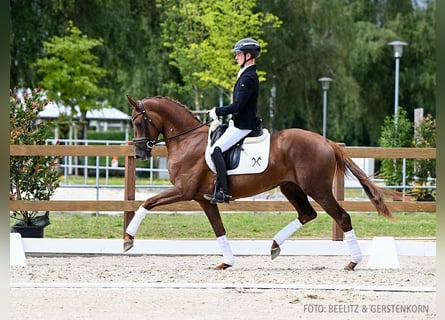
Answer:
[{"left": 205, "top": 128, "right": 270, "bottom": 175}]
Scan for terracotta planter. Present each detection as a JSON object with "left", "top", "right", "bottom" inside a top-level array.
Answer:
[{"left": 11, "top": 225, "right": 45, "bottom": 238}]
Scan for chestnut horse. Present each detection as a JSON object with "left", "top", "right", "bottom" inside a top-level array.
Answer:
[{"left": 124, "top": 95, "right": 396, "bottom": 271}]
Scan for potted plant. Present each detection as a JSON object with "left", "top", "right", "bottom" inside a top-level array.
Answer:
[{"left": 10, "top": 87, "right": 61, "bottom": 238}]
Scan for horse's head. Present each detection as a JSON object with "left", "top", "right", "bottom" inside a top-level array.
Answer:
[{"left": 127, "top": 95, "right": 161, "bottom": 160}]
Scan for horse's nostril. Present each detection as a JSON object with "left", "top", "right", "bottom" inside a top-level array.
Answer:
[{"left": 134, "top": 151, "right": 150, "bottom": 161}]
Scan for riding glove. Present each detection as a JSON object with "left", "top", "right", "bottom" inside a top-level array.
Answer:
[{"left": 208, "top": 108, "right": 218, "bottom": 121}]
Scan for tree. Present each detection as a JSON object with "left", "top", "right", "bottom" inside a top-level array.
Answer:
[
  {"left": 257, "top": 0, "right": 360, "bottom": 136},
  {"left": 159, "top": 0, "right": 281, "bottom": 109},
  {"left": 10, "top": 0, "right": 435, "bottom": 146},
  {"left": 390, "top": 1, "right": 436, "bottom": 116},
  {"left": 378, "top": 108, "right": 414, "bottom": 189},
  {"left": 10, "top": 1, "right": 177, "bottom": 110},
  {"left": 344, "top": 0, "right": 435, "bottom": 144},
  {"left": 33, "top": 20, "right": 110, "bottom": 139},
  {"left": 413, "top": 113, "right": 436, "bottom": 200}
]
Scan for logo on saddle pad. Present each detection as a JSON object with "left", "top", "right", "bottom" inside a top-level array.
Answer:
[{"left": 205, "top": 120, "right": 270, "bottom": 175}]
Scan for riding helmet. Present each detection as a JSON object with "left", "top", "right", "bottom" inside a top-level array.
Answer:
[{"left": 232, "top": 38, "right": 261, "bottom": 58}]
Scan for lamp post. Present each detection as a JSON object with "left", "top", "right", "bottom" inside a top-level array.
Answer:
[
  {"left": 388, "top": 40, "right": 407, "bottom": 122},
  {"left": 318, "top": 77, "right": 332, "bottom": 137}
]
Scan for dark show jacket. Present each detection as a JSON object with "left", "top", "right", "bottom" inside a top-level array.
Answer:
[{"left": 215, "top": 65, "right": 259, "bottom": 130}]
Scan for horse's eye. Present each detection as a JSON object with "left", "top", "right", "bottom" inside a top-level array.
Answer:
[{"left": 135, "top": 121, "right": 143, "bottom": 129}]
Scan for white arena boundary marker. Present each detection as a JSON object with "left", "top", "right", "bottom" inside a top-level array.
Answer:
[
  {"left": 367, "top": 236, "right": 400, "bottom": 269},
  {"left": 10, "top": 233, "right": 26, "bottom": 266},
  {"left": 10, "top": 281, "right": 436, "bottom": 292},
  {"left": 19, "top": 238, "right": 436, "bottom": 257}
]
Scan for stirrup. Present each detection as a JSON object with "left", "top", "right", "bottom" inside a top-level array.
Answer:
[{"left": 203, "top": 190, "right": 231, "bottom": 204}]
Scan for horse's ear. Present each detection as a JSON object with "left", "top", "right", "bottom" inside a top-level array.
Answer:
[{"left": 126, "top": 95, "right": 138, "bottom": 108}]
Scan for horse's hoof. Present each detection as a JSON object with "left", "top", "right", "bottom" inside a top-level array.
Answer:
[
  {"left": 271, "top": 247, "right": 281, "bottom": 260},
  {"left": 123, "top": 240, "right": 134, "bottom": 252},
  {"left": 344, "top": 261, "right": 358, "bottom": 271},
  {"left": 215, "top": 263, "right": 232, "bottom": 270},
  {"left": 271, "top": 242, "right": 281, "bottom": 260},
  {"left": 123, "top": 234, "right": 134, "bottom": 252}
]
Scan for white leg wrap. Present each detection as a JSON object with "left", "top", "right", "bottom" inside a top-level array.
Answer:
[
  {"left": 217, "top": 235, "right": 235, "bottom": 266},
  {"left": 344, "top": 229, "right": 362, "bottom": 263},
  {"left": 273, "top": 219, "right": 303, "bottom": 246},
  {"left": 126, "top": 206, "right": 150, "bottom": 236}
]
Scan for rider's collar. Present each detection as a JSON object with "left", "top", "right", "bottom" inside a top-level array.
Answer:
[{"left": 237, "top": 64, "right": 254, "bottom": 79}]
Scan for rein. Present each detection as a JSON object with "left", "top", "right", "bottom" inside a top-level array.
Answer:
[{"left": 132, "top": 100, "right": 206, "bottom": 152}]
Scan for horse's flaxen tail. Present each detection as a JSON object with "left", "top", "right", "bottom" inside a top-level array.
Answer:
[{"left": 329, "top": 141, "right": 397, "bottom": 220}]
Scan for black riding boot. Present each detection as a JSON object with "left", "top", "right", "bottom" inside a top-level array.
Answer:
[{"left": 204, "top": 147, "right": 231, "bottom": 204}]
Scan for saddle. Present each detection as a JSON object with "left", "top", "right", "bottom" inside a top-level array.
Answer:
[{"left": 210, "top": 118, "right": 264, "bottom": 170}]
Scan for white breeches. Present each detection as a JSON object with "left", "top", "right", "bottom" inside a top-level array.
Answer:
[{"left": 211, "top": 122, "right": 251, "bottom": 153}]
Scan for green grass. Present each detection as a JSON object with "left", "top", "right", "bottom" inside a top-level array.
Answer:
[{"left": 15, "top": 212, "right": 435, "bottom": 240}]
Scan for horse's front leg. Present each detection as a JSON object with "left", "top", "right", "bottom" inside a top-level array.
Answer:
[
  {"left": 197, "top": 200, "right": 234, "bottom": 270},
  {"left": 123, "top": 186, "right": 189, "bottom": 252}
]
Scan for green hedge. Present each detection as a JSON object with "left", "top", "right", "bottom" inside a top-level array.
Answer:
[{"left": 87, "top": 130, "right": 128, "bottom": 141}]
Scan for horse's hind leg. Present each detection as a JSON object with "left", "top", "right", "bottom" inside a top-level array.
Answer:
[
  {"left": 311, "top": 192, "right": 362, "bottom": 271},
  {"left": 271, "top": 182, "right": 318, "bottom": 259}
]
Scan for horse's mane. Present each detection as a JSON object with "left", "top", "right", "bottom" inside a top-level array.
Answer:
[{"left": 147, "top": 96, "right": 202, "bottom": 123}]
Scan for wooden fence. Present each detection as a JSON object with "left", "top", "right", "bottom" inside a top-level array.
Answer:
[{"left": 10, "top": 144, "right": 436, "bottom": 241}]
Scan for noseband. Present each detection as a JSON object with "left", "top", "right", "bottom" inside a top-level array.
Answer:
[{"left": 131, "top": 100, "right": 206, "bottom": 153}]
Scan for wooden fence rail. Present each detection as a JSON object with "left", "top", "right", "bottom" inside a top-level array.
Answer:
[
  {"left": 9, "top": 144, "right": 436, "bottom": 158},
  {"left": 10, "top": 144, "right": 436, "bottom": 241}
]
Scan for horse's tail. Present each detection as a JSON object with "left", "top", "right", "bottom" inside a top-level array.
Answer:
[{"left": 329, "top": 141, "right": 398, "bottom": 220}]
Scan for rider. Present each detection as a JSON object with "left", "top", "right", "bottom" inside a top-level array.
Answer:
[{"left": 204, "top": 38, "right": 261, "bottom": 204}]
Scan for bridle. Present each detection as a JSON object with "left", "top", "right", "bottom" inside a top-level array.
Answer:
[{"left": 131, "top": 100, "right": 206, "bottom": 152}]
